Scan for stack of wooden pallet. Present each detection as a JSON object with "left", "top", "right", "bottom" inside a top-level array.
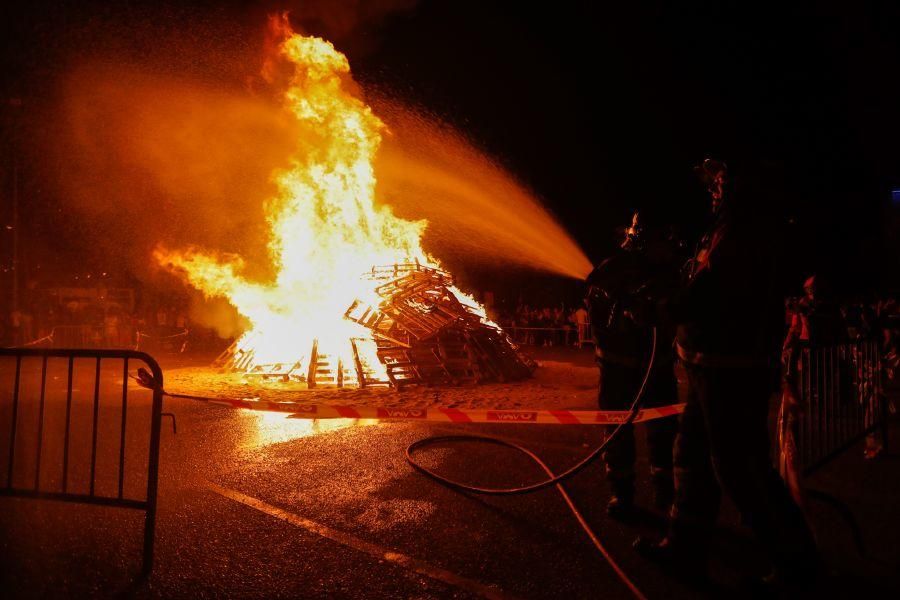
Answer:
[
  {"left": 210, "top": 262, "right": 535, "bottom": 389},
  {"left": 345, "top": 263, "right": 535, "bottom": 388}
]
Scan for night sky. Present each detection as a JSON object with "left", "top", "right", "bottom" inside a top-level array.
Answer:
[{"left": 1, "top": 1, "right": 899, "bottom": 307}]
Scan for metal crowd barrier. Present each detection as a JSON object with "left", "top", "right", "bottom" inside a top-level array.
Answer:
[
  {"left": 23, "top": 325, "right": 137, "bottom": 350},
  {"left": 0, "top": 348, "right": 164, "bottom": 576},
  {"left": 796, "top": 340, "right": 887, "bottom": 475},
  {"left": 135, "top": 328, "right": 189, "bottom": 354},
  {"left": 506, "top": 326, "right": 578, "bottom": 346}
]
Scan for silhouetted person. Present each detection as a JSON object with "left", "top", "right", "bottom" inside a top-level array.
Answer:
[
  {"left": 783, "top": 275, "right": 844, "bottom": 350},
  {"left": 635, "top": 159, "right": 819, "bottom": 590},
  {"left": 587, "top": 211, "right": 680, "bottom": 519}
]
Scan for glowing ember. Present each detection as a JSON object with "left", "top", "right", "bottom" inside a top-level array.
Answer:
[{"left": 155, "top": 16, "right": 487, "bottom": 384}]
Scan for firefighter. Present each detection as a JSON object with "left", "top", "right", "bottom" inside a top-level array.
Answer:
[
  {"left": 587, "top": 211, "right": 680, "bottom": 519},
  {"left": 634, "top": 159, "right": 819, "bottom": 589}
]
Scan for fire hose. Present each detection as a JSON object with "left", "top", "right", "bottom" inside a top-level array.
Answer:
[
  {"left": 405, "top": 328, "right": 658, "bottom": 600},
  {"left": 134, "top": 332, "right": 659, "bottom": 599},
  {"left": 132, "top": 326, "right": 873, "bottom": 595}
]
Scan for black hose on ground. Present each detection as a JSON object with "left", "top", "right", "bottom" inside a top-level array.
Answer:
[{"left": 406, "top": 328, "right": 658, "bottom": 600}]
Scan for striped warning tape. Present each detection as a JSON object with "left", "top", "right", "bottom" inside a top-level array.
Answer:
[
  {"left": 137, "top": 367, "right": 684, "bottom": 425},
  {"left": 198, "top": 396, "right": 685, "bottom": 425}
]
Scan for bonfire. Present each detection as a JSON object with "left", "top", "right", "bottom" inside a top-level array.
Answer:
[{"left": 155, "top": 15, "right": 534, "bottom": 388}]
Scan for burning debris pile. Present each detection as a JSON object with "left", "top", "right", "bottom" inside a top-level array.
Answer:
[
  {"left": 158, "top": 16, "right": 534, "bottom": 390},
  {"left": 350, "top": 264, "right": 535, "bottom": 387},
  {"left": 214, "top": 262, "right": 535, "bottom": 388}
]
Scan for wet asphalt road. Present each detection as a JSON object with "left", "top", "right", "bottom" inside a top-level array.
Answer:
[{"left": 1, "top": 353, "right": 899, "bottom": 599}]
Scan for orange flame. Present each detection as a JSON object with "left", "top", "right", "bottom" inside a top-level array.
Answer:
[{"left": 155, "top": 17, "right": 458, "bottom": 378}]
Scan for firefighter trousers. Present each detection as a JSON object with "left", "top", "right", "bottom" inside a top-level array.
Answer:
[
  {"left": 598, "top": 360, "right": 678, "bottom": 500},
  {"left": 670, "top": 363, "right": 817, "bottom": 570}
]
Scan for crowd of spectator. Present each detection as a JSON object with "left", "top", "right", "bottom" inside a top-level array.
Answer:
[
  {"left": 783, "top": 284, "right": 898, "bottom": 381},
  {"left": 489, "top": 287, "right": 900, "bottom": 357},
  {"left": 3, "top": 278, "right": 898, "bottom": 370},
  {"left": 784, "top": 284, "right": 897, "bottom": 345},
  {"left": 493, "top": 301, "right": 591, "bottom": 347},
  {"left": 2, "top": 282, "right": 193, "bottom": 351}
]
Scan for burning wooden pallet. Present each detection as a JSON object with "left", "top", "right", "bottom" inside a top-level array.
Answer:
[
  {"left": 345, "top": 263, "right": 535, "bottom": 388},
  {"left": 214, "top": 262, "right": 535, "bottom": 389}
]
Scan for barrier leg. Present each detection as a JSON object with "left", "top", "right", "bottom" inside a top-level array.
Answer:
[{"left": 142, "top": 388, "right": 164, "bottom": 577}]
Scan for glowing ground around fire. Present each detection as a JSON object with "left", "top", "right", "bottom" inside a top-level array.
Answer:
[
  {"left": 159, "top": 353, "right": 596, "bottom": 445},
  {"left": 164, "top": 355, "right": 597, "bottom": 412}
]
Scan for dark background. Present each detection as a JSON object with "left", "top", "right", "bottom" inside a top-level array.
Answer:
[{"left": 1, "top": 0, "right": 899, "bottom": 312}]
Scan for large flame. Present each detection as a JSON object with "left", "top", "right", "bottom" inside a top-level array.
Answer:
[{"left": 155, "top": 18, "right": 452, "bottom": 377}]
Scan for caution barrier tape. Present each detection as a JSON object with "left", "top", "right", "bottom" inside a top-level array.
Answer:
[
  {"left": 136, "top": 328, "right": 190, "bottom": 340},
  {"left": 199, "top": 396, "right": 686, "bottom": 425},
  {"left": 133, "top": 367, "right": 685, "bottom": 425},
  {"left": 20, "top": 334, "right": 54, "bottom": 348}
]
